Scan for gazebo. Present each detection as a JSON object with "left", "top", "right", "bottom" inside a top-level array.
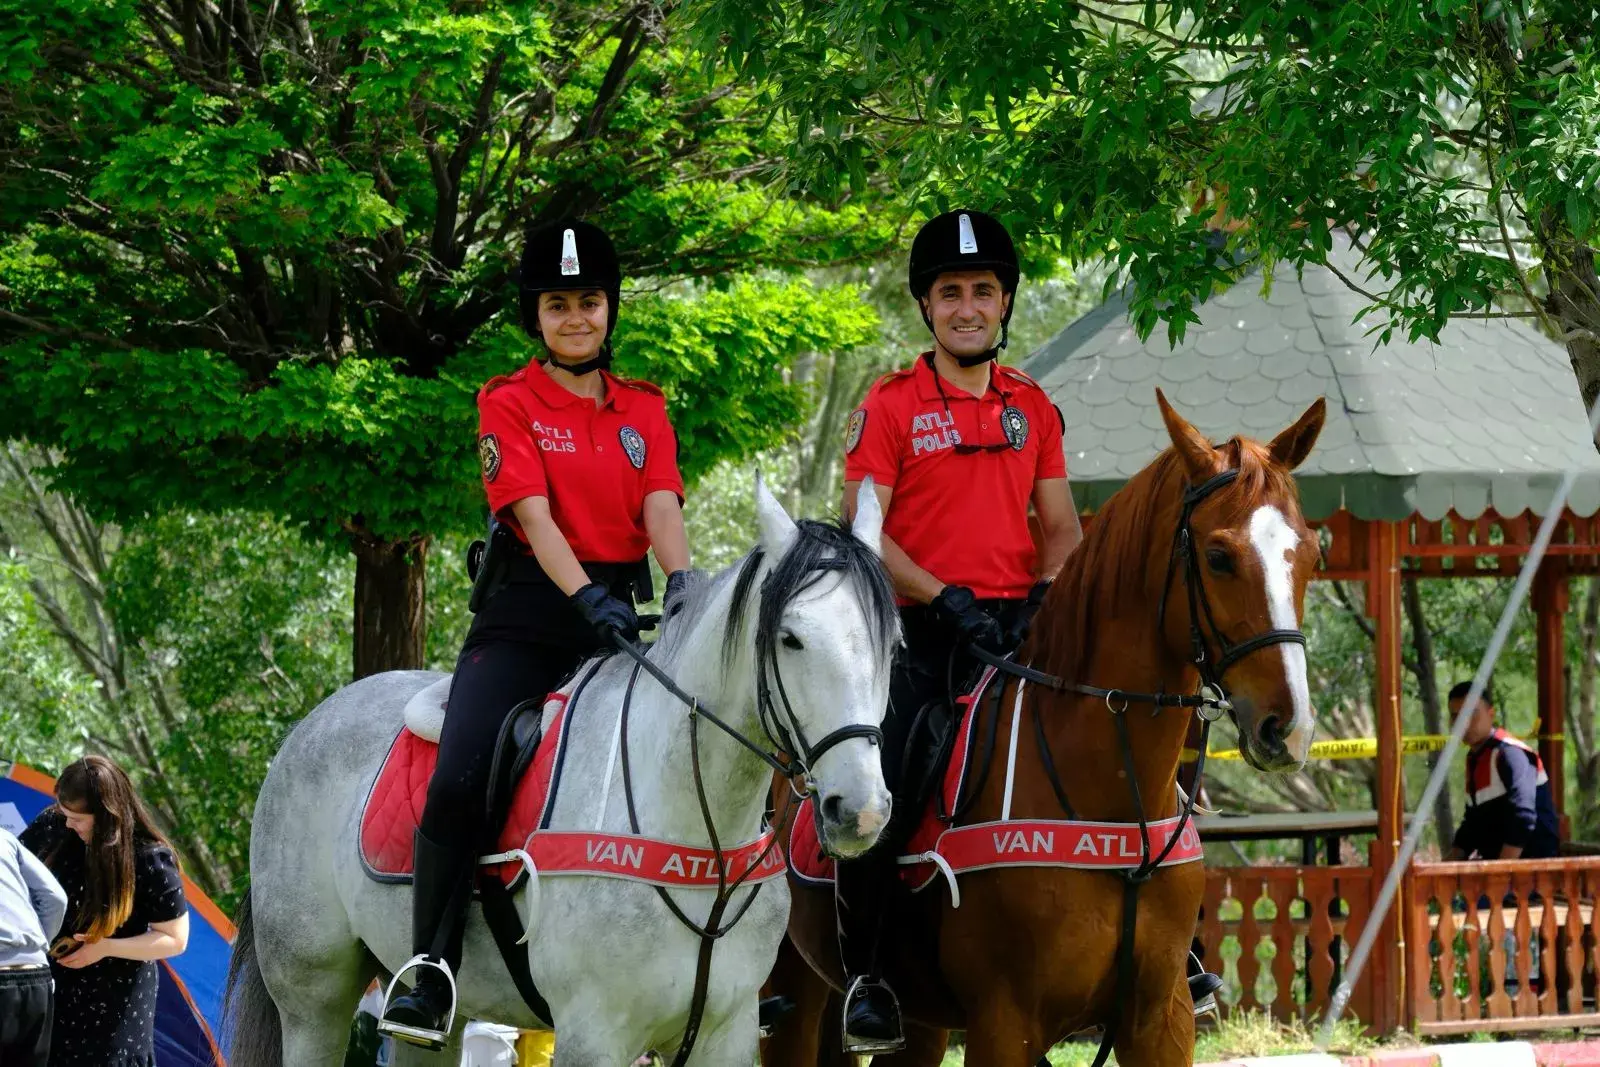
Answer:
[{"left": 1024, "top": 238, "right": 1600, "bottom": 1033}]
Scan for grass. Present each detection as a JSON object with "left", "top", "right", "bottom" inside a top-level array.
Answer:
[{"left": 933, "top": 1011, "right": 1382, "bottom": 1065}]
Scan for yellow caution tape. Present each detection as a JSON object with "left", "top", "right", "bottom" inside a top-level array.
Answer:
[{"left": 1182, "top": 734, "right": 1564, "bottom": 763}]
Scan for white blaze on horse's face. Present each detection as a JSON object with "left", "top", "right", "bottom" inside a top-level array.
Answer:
[
  {"left": 1248, "top": 505, "right": 1315, "bottom": 766},
  {"left": 754, "top": 476, "right": 894, "bottom": 858}
]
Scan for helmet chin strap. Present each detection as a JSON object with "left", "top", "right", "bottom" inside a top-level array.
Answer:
[{"left": 545, "top": 341, "right": 612, "bottom": 377}]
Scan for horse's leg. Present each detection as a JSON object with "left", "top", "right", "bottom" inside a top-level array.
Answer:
[
  {"left": 1112, "top": 982, "right": 1195, "bottom": 1067},
  {"left": 675, "top": 1008, "right": 760, "bottom": 1067},
  {"left": 271, "top": 959, "right": 377, "bottom": 1067},
  {"left": 759, "top": 936, "right": 838, "bottom": 1067},
  {"left": 550, "top": 1026, "right": 635, "bottom": 1067},
  {"left": 869, "top": 1021, "right": 950, "bottom": 1067},
  {"left": 958, "top": 996, "right": 1051, "bottom": 1067},
  {"left": 257, "top": 910, "right": 376, "bottom": 1067}
]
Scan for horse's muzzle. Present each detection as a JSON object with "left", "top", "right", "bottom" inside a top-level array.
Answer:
[
  {"left": 815, "top": 788, "right": 892, "bottom": 859},
  {"left": 1236, "top": 698, "right": 1312, "bottom": 772}
]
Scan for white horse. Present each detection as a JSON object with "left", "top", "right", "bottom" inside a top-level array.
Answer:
[{"left": 225, "top": 480, "right": 898, "bottom": 1066}]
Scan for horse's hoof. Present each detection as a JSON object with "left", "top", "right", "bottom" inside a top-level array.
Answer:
[{"left": 758, "top": 994, "right": 796, "bottom": 1038}]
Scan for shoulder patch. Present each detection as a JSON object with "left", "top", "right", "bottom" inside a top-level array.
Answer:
[
  {"left": 478, "top": 433, "right": 502, "bottom": 482},
  {"left": 845, "top": 408, "right": 868, "bottom": 453}
]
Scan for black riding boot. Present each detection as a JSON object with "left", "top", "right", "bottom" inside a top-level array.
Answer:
[
  {"left": 1187, "top": 951, "right": 1223, "bottom": 1017},
  {"left": 380, "top": 829, "right": 475, "bottom": 1048},
  {"left": 835, "top": 854, "right": 904, "bottom": 1054}
]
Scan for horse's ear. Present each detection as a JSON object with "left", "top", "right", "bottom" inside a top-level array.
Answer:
[
  {"left": 1268, "top": 397, "right": 1326, "bottom": 471},
  {"left": 754, "top": 470, "right": 798, "bottom": 557},
  {"left": 1156, "top": 388, "right": 1220, "bottom": 482},
  {"left": 851, "top": 476, "right": 884, "bottom": 556}
]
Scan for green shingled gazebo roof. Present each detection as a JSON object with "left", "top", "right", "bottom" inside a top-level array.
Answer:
[{"left": 1023, "top": 240, "right": 1600, "bottom": 521}]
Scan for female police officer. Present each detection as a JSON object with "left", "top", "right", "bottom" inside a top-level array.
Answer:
[{"left": 381, "top": 219, "right": 691, "bottom": 1047}]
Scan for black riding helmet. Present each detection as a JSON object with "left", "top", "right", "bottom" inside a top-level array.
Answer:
[
  {"left": 519, "top": 218, "right": 622, "bottom": 374},
  {"left": 907, "top": 210, "right": 1021, "bottom": 367}
]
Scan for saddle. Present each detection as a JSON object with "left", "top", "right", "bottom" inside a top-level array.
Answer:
[
  {"left": 789, "top": 667, "right": 1204, "bottom": 895},
  {"left": 361, "top": 687, "right": 573, "bottom": 888}
]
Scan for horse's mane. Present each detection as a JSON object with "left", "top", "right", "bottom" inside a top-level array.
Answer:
[
  {"left": 1029, "top": 435, "right": 1299, "bottom": 687},
  {"left": 646, "top": 516, "right": 898, "bottom": 672},
  {"left": 721, "top": 517, "right": 900, "bottom": 668}
]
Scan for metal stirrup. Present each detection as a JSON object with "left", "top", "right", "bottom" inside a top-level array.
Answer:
[{"left": 377, "top": 954, "right": 459, "bottom": 1047}]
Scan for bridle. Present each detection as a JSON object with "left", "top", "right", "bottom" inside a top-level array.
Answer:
[
  {"left": 970, "top": 465, "right": 1308, "bottom": 1067},
  {"left": 605, "top": 550, "right": 886, "bottom": 1065}
]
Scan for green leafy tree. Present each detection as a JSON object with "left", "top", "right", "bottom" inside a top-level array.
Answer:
[
  {"left": 688, "top": 0, "right": 1600, "bottom": 404},
  {"left": 0, "top": 446, "right": 353, "bottom": 900},
  {"left": 0, "top": 0, "right": 891, "bottom": 676}
]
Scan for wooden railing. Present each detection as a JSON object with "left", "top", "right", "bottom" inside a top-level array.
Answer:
[
  {"left": 1197, "top": 866, "right": 1375, "bottom": 1024},
  {"left": 1408, "top": 859, "right": 1600, "bottom": 1034}
]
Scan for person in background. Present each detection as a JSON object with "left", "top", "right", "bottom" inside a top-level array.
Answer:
[
  {"left": 1446, "top": 681, "right": 1560, "bottom": 861},
  {"left": 0, "top": 824, "right": 67, "bottom": 1067},
  {"left": 20, "top": 756, "right": 189, "bottom": 1067}
]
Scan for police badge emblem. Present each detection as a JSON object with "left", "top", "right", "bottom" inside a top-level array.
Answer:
[
  {"left": 619, "top": 426, "right": 647, "bottom": 469},
  {"left": 845, "top": 409, "right": 867, "bottom": 453},
  {"left": 478, "top": 433, "right": 502, "bottom": 481},
  {"left": 1000, "top": 406, "right": 1029, "bottom": 451}
]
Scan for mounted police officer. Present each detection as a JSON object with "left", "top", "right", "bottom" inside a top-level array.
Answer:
[
  {"left": 837, "top": 210, "right": 1225, "bottom": 1051},
  {"left": 836, "top": 209, "right": 1082, "bottom": 1052},
  {"left": 381, "top": 218, "right": 692, "bottom": 1049}
]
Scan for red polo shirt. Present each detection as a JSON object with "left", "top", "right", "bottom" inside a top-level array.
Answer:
[
  {"left": 843, "top": 353, "right": 1066, "bottom": 601},
  {"left": 477, "top": 360, "right": 684, "bottom": 563}
]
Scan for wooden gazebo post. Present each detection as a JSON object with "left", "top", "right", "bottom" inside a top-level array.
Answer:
[
  {"left": 1368, "top": 518, "right": 1405, "bottom": 1032},
  {"left": 1534, "top": 559, "right": 1570, "bottom": 838}
]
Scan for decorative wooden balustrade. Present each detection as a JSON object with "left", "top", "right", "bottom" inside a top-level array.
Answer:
[
  {"left": 1408, "top": 859, "right": 1600, "bottom": 1034},
  {"left": 1197, "top": 866, "right": 1375, "bottom": 1024}
]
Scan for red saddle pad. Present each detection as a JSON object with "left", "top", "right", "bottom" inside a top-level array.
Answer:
[{"left": 359, "top": 694, "right": 573, "bottom": 888}]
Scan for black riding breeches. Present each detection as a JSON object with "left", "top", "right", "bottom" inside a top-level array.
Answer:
[{"left": 417, "top": 564, "right": 637, "bottom": 843}]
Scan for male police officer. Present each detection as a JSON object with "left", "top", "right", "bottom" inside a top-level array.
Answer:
[{"left": 837, "top": 210, "right": 1081, "bottom": 1052}]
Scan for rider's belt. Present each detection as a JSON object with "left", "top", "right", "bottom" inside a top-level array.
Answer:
[{"left": 505, "top": 553, "right": 652, "bottom": 605}]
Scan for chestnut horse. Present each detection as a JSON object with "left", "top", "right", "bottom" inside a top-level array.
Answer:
[{"left": 764, "top": 391, "right": 1326, "bottom": 1067}]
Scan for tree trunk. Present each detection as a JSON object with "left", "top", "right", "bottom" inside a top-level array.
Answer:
[
  {"left": 1539, "top": 226, "right": 1600, "bottom": 424},
  {"left": 351, "top": 531, "right": 429, "bottom": 679},
  {"left": 1402, "top": 577, "right": 1457, "bottom": 850},
  {"left": 1574, "top": 577, "right": 1600, "bottom": 837}
]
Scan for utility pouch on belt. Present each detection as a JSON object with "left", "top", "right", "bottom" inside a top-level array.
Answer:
[{"left": 467, "top": 520, "right": 518, "bottom": 613}]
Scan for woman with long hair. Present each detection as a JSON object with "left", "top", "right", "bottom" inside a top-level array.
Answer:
[{"left": 20, "top": 755, "right": 190, "bottom": 1067}]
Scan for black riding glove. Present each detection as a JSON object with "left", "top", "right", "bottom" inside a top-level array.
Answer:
[
  {"left": 1008, "top": 579, "right": 1053, "bottom": 647},
  {"left": 663, "top": 568, "right": 700, "bottom": 619},
  {"left": 571, "top": 582, "right": 641, "bottom": 644},
  {"left": 930, "top": 584, "right": 1009, "bottom": 654}
]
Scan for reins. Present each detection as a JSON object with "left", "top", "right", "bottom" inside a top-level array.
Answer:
[
  {"left": 969, "top": 466, "right": 1305, "bottom": 1067},
  {"left": 601, "top": 547, "right": 886, "bottom": 1066}
]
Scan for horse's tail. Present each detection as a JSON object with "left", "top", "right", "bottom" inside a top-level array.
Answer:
[{"left": 223, "top": 890, "right": 283, "bottom": 1067}]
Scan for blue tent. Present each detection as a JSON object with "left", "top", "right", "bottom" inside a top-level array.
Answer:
[{"left": 0, "top": 763, "right": 232, "bottom": 1067}]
